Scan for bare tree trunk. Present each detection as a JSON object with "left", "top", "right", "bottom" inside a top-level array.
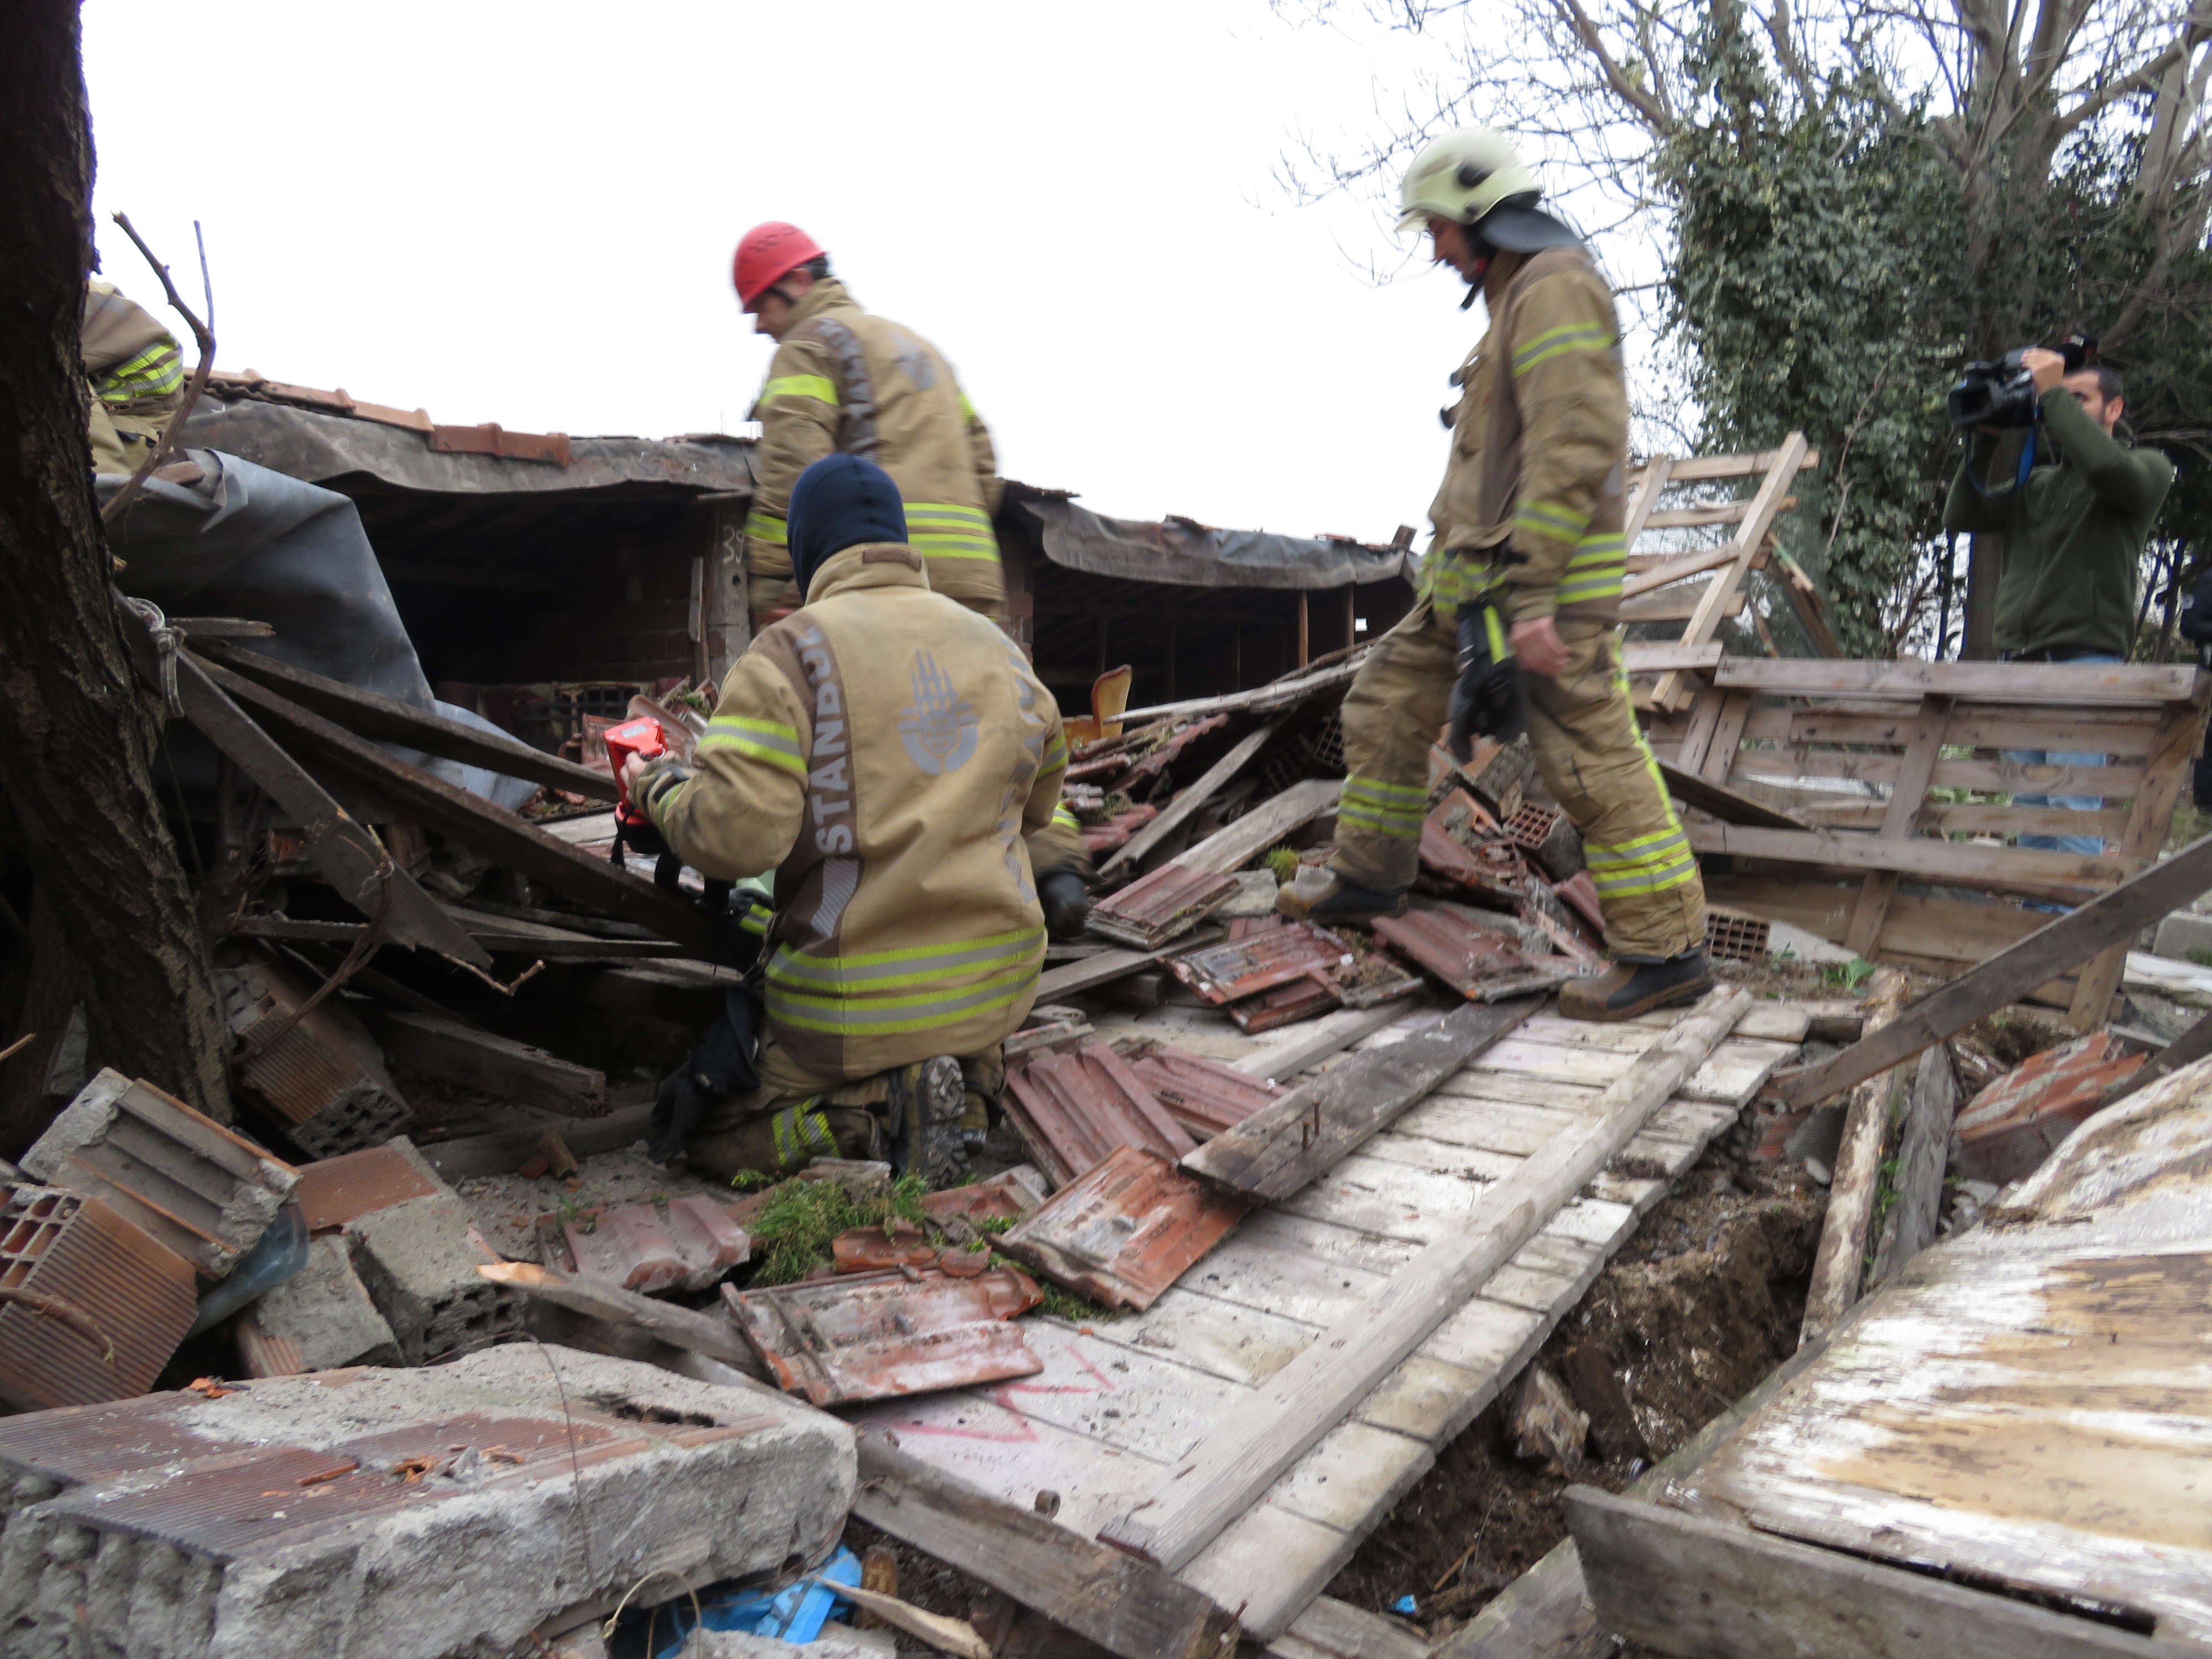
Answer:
[{"left": 0, "top": 0, "right": 232, "bottom": 1131}]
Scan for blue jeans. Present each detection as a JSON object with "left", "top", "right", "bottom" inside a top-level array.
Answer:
[{"left": 2003, "top": 652, "right": 2118, "bottom": 910}]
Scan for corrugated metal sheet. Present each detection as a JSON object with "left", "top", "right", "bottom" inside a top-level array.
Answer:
[
  {"left": 723, "top": 1266, "right": 1044, "bottom": 1406},
  {"left": 1371, "top": 908, "right": 1569, "bottom": 1003},
  {"left": 1121, "top": 1042, "right": 1284, "bottom": 1138},
  {"left": 1086, "top": 862, "right": 1239, "bottom": 949},
  {"left": 294, "top": 1144, "right": 443, "bottom": 1234},
  {"left": 1168, "top": 922, "right": 1353, "bottom": 1006},
  {"left": 1003, "top": 1043, "right": 1196, "bottom": 1187},
  {"left": 0, "top": 1185, "right": 197, "bottom": 1412},
  {"left": 998, "top": 1146, "right": 1248, "bottom": 1311}
]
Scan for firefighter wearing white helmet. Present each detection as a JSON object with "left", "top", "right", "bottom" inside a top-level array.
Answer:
[{"left": 1281, "top": 129, "right": 1712, "bottom": 1021}]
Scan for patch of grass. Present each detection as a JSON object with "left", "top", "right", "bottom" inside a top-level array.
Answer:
[
  {"left": 1264, "top": 846, "right": 1302, "bottom": 884},
  {"left": 745, "top": 1173, "right": 930, "bottom": 1286},
  {"left": 1822, "top": 956, "right": 1877, "bottom": 992},
  {"left": 992, "top": 1253, "right": 1123, "bottom": 1323},
  {"left": 2189, "top": 948, "right": 2212, "bottom": 970}
]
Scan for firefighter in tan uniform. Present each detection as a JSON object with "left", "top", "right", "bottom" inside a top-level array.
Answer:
[
  {"left": 81, "top": 279, "right": 186, "bottom": 476},
  {"left": 729, "top": 222, "right": 1094, "bottom": 936},
  {"left": 1281, "top": 131, "right": 1711, "bottom": 1021},
  {"left": 625, "top": 453, "right": 1069, "bottom": 1183}
]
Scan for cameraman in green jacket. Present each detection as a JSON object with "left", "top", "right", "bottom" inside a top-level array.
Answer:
[{"left": 1944, "top": 349, "right": 2174, "bottom": 859}]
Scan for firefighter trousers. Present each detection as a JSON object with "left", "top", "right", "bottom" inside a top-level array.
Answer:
[
  {"left": 1331, "top": 601, "right": 1705, "bottom": 960},
  {"left": 683, "top": 1029, "right": 1006, "bottom": 1184}
]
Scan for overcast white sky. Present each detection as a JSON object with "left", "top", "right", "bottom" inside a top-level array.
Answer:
[{"left": 82, "top": 1, "right": 1547, "bottom": 542}]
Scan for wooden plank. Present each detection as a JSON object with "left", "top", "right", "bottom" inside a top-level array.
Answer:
[
  {"left": 849, "top": 1434, "right": 1241, "bottom": 1659},
  {"left": 162, "top": 654, "right": 492, "bottom": 969},
  {"left": 1267, "top": 1598, "right": 1426, "bottom": 1659},
  {"left": 228, "top": 915, "right": 686, "bottom": 958},
  {"left": 2100, "top": 1004, "right": 2212, "bottom": 1112},
  {"left": 1686, "top": 822, "right": 2138, "bottom": 891},
  {"left": 1619, "top": 455, "right": 1672, "bottom": 547},
  {"left": 1175, "top": 780, "right": 1342, "bottom": 877},
  {"left": 1867, "top": 1042, "right": 1958, "bottom": 1285},
  {"left": 1231, "top": 1004, "right": 1413, "bottom": 1083},
  {"left": 194, "top": 642, "right": 618, "bottom": 801},
  {"left": 1843, "top": 693, "right": 1953, "bottom": 957},
  {"left": 1564, "top": 1486, "right": 2194, "bottom": 1659},
  {"left": 1799, "top": 968, "right": 1910, "bottom": 1347},
  {"left": 1616, "top": 580, "right": 1746, "bottom": 625},
  {"left": 1667, "top": 689, "right": 1726, "bottom": 776},
  {"left": 1100, "top": 990, "right": 1750, "bottom": 1574},
  {"left": 1652, "top": 434, "right": 1809, "bottom": 708},
  {"left": 1747, "top": 703, "right": 2162, "bottom": 755},
  {"left": 1616, "top": 642, "right": 1723, "bottom": 675},
  {"left": 1699, "top": 691, "right": 1755, "bottom": 784},
  {"left": 1731, "top": 747, "right": 2146, "bottom": 797},
  {"left": 1713, "top": 657, "right": 2209, "bottom": 706},
  {"left": 477, "top": 1261, "right": 763, "bottom": 1376},
  {"left": 2068, "top": 697, "right": 2205, "bottom": 1025},
  {"left": 1791, "top": 800, "right": 2135, "bottom": 839},
  {"left": 1770, "top": 828, "right": 2212, "bottom": 1109},
  {"left": 1657, "top": 759, "right": 1807, "bottom": 831},
  {"left": 195, "top": 656, "right": 718, "bottom": 952},
  {"left": 420, "top": 1103, "right": 654, "bottom": 1181},
  {"left": 1181, "top": 999, "right": 1540, "bottom": 1201},
  {"left": 1100, "top": 716, "right": 1286, "bottom": 878},
  {"left": 1120, "top": 656, "right": 1368, "bottom": 726},
  {"left": 1658, "top": 445, "right": 1820, "bottom": 483},
  {"left": 364, "top": 1006, "right": 608, "bottom": 1114},
  {"left": 1035, "top": 933, "right": 1220, "bottom": 1000}
]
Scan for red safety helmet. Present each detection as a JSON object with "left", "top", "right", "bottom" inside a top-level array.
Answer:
[{"left": 733, "top": 222, "right": 826, "bottom": 310}]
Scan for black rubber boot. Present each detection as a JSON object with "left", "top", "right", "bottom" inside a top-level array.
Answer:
[
  {"left": 883, "top": 1056, "right": 968, "bottom": 1185},
  {"left": 1040, "top": 870, "right": 1093, "bottom": 941},
  {"left": 1557, "top": 949, "right": 1714, "bottom": 1022},
  {"left": 1276, "top": 867, "right": 1410, "bottom": 925}
]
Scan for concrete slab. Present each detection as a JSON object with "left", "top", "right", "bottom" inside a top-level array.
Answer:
[
  {"left": 0, "top": 1345, "right": 854, "bottom": 1659},
  {"left": 2154, "top": 908, "right": 2212, "bottom": 964},
  {"left": 680, "top": 1629, "right": 896, "bottom": 1659}
]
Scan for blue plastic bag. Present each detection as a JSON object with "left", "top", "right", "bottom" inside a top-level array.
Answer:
[{"left": 648, "top": 1545, "right": 863, "bottom": 1658}]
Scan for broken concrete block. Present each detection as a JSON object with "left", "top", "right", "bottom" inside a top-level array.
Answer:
[
  {"left": 567, "top": 1196, "right": 750, "bottom": 1295},
  {"left": 219, "top": 952, "right": 414, "bottom": 1157},
  {"left": 0, "top": 1182, "right": 197, "bottom": 1410},
  {"left": 348, "top": 1191, "right": 524, "bottom": 1364},
  {"left": 681, "top": 1629, "right": 898, "bottom": 1659},
  {"left": 234, "top": 1234, "right": 401, "bottom": 1374},
  {"left": 0, "top": 1345, "right": 855, "bottom": 1659},
  {"left": 1951, "top": 1031, "right": 2145, "bottom": 1186},
  {"left": 294, "top": 1134, "right": 451, "bottom": 1233},
  {"left": 2152, "top": 907, "right": 2212, "bottom": 964},
  {"left": 1510, "top": 1364, "right": 1589, "bottom": 1471},
  {"left": 24, "top": 1068, "right": 300, "bottom": 1277}
]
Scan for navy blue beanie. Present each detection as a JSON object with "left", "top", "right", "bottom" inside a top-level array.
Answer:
[{"left": 786, "top": 454, "right": 909, "bottom": 599}]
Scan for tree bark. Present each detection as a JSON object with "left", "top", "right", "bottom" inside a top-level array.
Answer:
[{"left": 0, "top": 0, "right": 232, "bottom": 1126}]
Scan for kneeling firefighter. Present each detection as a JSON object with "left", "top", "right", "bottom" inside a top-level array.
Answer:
[
  {"left": 624, "top": 453, "right": 1071, "bottom": 1182},
  {"left": 1279, "top": 128, "right": 1710, "bottom": 1021}
]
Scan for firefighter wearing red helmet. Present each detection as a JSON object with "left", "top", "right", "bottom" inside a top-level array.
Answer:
[{"left": 731, "top": 222, "right": 1005, "bottom": 628}]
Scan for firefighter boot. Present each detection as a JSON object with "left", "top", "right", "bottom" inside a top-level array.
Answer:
[
  {"left": 883, "top": 1055, "right": 968, "bottom": 1186},
  {"left": 1276, "top": 865, "right": 1409, "bottom": 925},
  {"left": 1557, "top": 950, "right": 1714, "bottom": 1022}
]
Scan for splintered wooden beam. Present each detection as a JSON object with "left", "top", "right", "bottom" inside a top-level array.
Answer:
[
  {"left": 479, "top": 1261, "right": 764, "bottom": 1378},
  {"left": 192, "top": 655, "right": 717, "bottom": 952},
  {"left": 1768, "top": 828, "right": 2212, "bottom": 1110},
  {"left": 1099, "top": 716, "right": 1285, "bottom": 878},
  {"left": 1185, "top": 998, "right": 1540, "bottom": 1200},
  {"left": 1655, "top": 759, "right": 1806, "bottom": 831},
  {"left": 1104, "top": 988, "right": 1751, "bottom": 1574},
  {"left": 161, "top": 653, "right": 491, "bottom": 969},
  {"left": 196, "top": 640, "right": 618, "bottom": 801},
  {"left": 1798, "top": 968, "right": 1910, "bottom": 1348},
  {"left": 852, "top": 1433, "right": 1240, "bottom": 1659}
]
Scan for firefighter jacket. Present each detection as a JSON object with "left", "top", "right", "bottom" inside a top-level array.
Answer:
[
  {"left": 82, "top": 280, "right": 185, "bottom": 417},
  {"left": 648, "top": 541, "right": 1067, "bottom": 1079},
  {"left": 1424, "top": 246, "right": 1629, "bottom": 628},
  {"left": 745, "top": 279, "right": 1005, "bottom": 613}
]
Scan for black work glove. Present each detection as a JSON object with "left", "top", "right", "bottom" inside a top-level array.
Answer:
[
  {"left": 1447, "top": 605, "right": 1525, "bottom": 763},
  {"left": 647, "top": 984, "right": 761, "bottom": 1162},
  {"left": 1039, "top": 869, "right": 1093, "bottom": 941}
]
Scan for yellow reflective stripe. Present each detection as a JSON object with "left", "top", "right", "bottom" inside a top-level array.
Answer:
[
  {"left": 958, "top": 393, "right": 978, "bottom": 423},
  {"left": 766, "top": 926, "right": 1046, "bottom": 990},
  {"left": 1564, "top": 534, "right": 1626, "bottom": 567},
  {"left": 1042, "top": 732, "right": 1069, "bottom": 773},
  {"left": 700, "top": 714, "right": 807, "bottom": 775},
  {"left": 1584, "top": 826, "right": 1698, "bottom": 896},
  {"left": 1340, "top": 774, "right": 1426, "bottom": 840},
  {"left": 1343, "top": 775, "right": 1426, "bottom": 804},
  {"left": 765, "top": 963, "right": 1040, "bottom": 1035},
  {"left": 760, "top": 374, "right": 838, "bottom": 407},
  {"left": 769, "top": 1104, "right": 836, "bottom": 1171},
  {"left": 907, "top": 502, "right": 999, "bottom": 561},
  {"left": 1052, "top": 804, "right": 1079, "bottom": 832},
  {"left": 96, "top": 342, "right": 184, "bottom": 404},
  {"left": 1515, "top": 500, "right": 1591, "bottom": 541},
  {"left": 744, "top": 509, "right": 789, "bottom": 545},
  {"left": 1512, "top": 322, "right": 1614, "bottom": 375},
  {"left": 1338, "top": 804, "right": 1423, "bottom": 839}
]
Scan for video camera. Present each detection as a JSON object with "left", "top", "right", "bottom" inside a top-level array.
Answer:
[{"left": 1947, "top": 333, "right": 2098, "bottom": 429}]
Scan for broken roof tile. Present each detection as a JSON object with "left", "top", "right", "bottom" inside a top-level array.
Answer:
[
  {"left": 723, "top": 1265, "right": 1044, "bottom": 1406},
  {"left": 1086, "top": 862, "right": 1240, "bottom": 950},
  {"left": 1003, "top": 1043, "right": 1196, "bottom": 1187},
  {"left": 1169, "top": 921, "right": 1355, "bottom": 1006},
  {"left": 1119, "top": 1042, "right": 1285, "bottom": 1139},
  {"left": 997, "top": 1145, "right": 1248, "bottom": 1311},
  {"left": 1371, "top": 906, "right": 1572, "bottom": 1003}
]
